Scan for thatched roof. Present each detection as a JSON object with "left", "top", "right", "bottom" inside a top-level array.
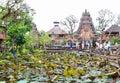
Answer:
[
  {"left": 47, "top": 27, "right": 67, "bottom": 35},
  {"left": 105, "top": 25, "right": 120, "bottom": 33}
]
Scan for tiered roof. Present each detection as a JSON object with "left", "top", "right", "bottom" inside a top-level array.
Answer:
[{"left": 77, "top": 10, "right": 95, "bottom": 34}]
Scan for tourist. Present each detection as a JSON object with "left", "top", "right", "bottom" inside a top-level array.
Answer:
[
  {"left": 103, "top": 41, "right": 106, "bottom": 49},
  {"left": 82, "top": 41, "right": 84, "bottom": 49},
  {"left": 99, "top": 41, "right": 103, "bottom": 53},
  {"left": 105, "top": 41, "right": 111, "bottom": 51},
  {"left": 101, "top": 35, "right": 106, "bottom": 43},
  {"left": 85, "top": 41, "right": 89, "bottom": 49},
  {"left": 76, "top": 40, "right": 79, "bottom": 49},
  {"left": 79, "top": 41, "right": 82, "bottom": 50},
  {"left": 70, "top": 40, "right": 72, "bottom": 49},
  {"left": 92, "top": 39, "right": 96, "bottom": 48},
  {"left": 99, "top": 41, "right": 103, "bottom": 49},
  {"left": 96, "top": 41, "right": 100, "bottom": 50}
]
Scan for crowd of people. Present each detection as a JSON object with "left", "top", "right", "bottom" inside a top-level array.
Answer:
[
  {"left": 70, "top": 40, "right": 111, "bottom": 51},
  {"left": 95, "top": 40, "right": 111, "bottom": 51}
]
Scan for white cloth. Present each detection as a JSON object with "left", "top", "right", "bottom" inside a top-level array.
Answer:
[{"left": 100, "top": 44, "right": 103, "bottom": 49}]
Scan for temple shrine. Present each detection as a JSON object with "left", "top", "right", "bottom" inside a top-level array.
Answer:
[
  {"left": 77, "top": 10, "right": 96, "bottom": 43},
  {"left": 47, "top": 21, "right": 67, "bottom": 45}
]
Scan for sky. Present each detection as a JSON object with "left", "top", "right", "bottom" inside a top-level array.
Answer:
[{"left": 25, "top": 0, "right": 120, "bottom": 32}]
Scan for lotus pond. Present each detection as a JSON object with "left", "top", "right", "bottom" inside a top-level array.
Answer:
[{"left": 0, "top": 51, "right": 120, "bottom": 83}]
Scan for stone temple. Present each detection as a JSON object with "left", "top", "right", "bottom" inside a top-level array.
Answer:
[{"left": 77, "top": 10, "right": 95, "bottom": 42}]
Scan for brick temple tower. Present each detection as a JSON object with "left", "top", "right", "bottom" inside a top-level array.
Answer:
[{"left": 77, "top": 10, "right": 95, "bottom": 41}]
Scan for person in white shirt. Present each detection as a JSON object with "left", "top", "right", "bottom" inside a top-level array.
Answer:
[
  {"left": 104, "top": 41, "right": 111, "bottom": 50},
  {"left": 100, "top": 42, "right": 103, "bottom": 49},
  {"left": 76, "top": 41, "right": 80, "bottom": 49},
  {"left": 96, "top": 41, "right": 100, "bottom": 50},
  {"left": 103, "top": 42, "right": 106, "bottom": 49},
  {"left": 107, "top": 41, "right": 111, "bottom": 50},
  {"left": 82, "top": 41, "right": 84, "bottom": 49}
]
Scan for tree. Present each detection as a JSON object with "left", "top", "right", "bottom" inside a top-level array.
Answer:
[
  {"left": 0, "top": 0, "right": 35, "bottom": 26},
  {"left": 115, "top": 14, "right": 120, "bottom": 26},
  {"left": 26, "top": 30, "right": 51, "bottom": 50},
  {"left": 24, "top": 31, "right": 37, "bottom": 52},
  {"left": 60, "top": 15, "right": 78, "bottom": 35},
  {"left": 96, "top": 9, "right": 115, "bottom": 34},
  {"left": 0, "top": 0, "right": 35, "bottom": 54},
  {"left": 0, "top": 0, "right": 34, "bottom": 43},
  {"left": 39, "top": 30, "right": 51, "bottom": 47}
]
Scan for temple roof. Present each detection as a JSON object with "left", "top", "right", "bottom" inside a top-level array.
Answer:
[
  {"left": 47, "top": 21, "right": 67, "bottom": 35},
  {"left": 105, "top": 25, "right": 120, "bottom": 33},
  {"left": 76, "top": 10, "right": 95, "bottom": 34},
  {"left": 47, "top": 27, "right": 67, "bottom": 35}
]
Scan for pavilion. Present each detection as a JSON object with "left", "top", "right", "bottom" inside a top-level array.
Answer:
[
  {"left": 105, "top": 25, "right": 120, "bottom": 36},
  {"left": 47, "top": 21, "right": 68, "bottom": 45}
]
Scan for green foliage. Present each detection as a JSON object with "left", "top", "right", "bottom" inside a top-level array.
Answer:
[
  {"left": 0, "top": 28, "right": 5, "bottom": 31},
  {"left": 113, "top": 36, "right": 119, "bottom": 44},
  {"left": 22, "top": 49, "right": 29, "bottom": 55},
  {"left": 73, "top": 34, "right": 79, "bottom": 38},
  {"left": 0, "top": 0, "right": 35, "bottom": 54},
  {"left": 39, "top": 30, "right": 51, "bottom": 45},
  {"left": 16, "top": 53, "right": 21, "bottom": 57},
  {"left": 33, "top": 49, "right": 43, "bottom": 54},
  {"left": 7, "top": 18, "right": 33, "bottom": 45},
  {"left": 0, "top": 53, "right": 2, "bottom": 57},
  {"left": 25, "top": 30, "right": 40, "bottom": 50},
  {"left": 15, "top": 34, "right": 26, "bottom": 46},
  {"left": 23, "top": 29, "right": 49, "bottom": 51},
  {"left": 4, "top": 52, "right": 12, "bottom": 58},
  {"left": 61, "top": 40, "right": 66, "bottom": 45},
  {"left": 24, "top": 33, "right": 34, "bottom": 48},
  {"left": 0, "top": 51, "right": 119, "bottom": 82}
]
